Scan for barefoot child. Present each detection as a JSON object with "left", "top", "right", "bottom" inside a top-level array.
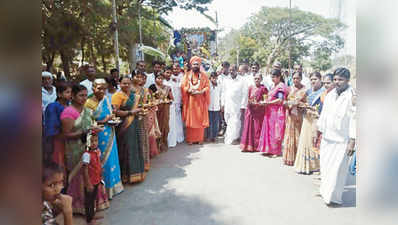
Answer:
[
  {"left": 82, "top": 131, "right": 106, "bottom": 225},
  {"left": 42, "top": 162, "right": 73, "bottom": 225}
]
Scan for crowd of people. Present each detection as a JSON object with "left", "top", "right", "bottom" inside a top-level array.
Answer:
[{"left": 42, "top": 55, "right": 357, "bottom": 225}]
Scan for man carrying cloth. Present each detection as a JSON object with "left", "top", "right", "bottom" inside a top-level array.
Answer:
[{"left": 181, "top": 56, "right": 210, "bottom": 145}]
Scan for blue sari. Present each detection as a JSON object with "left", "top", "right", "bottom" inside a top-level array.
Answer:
[
  {"left": 90, "top": 96, "right": 124, "bottom": 199},
  {"left": 306, "top": 87, "right": 325, "bottom": 114}
]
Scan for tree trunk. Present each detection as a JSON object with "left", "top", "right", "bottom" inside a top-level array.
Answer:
[
  {"left": 46, "top": 51, "right": 56, "bottom": 72},
  {"left": 129, "top": 41, "right": 137, "bottom": 72},
  {"left": 102, "top": 54, "right": 107, "bottom": 73},
  {"left": 90, "top": 42, "right": 96, "bottom": 67},
  {"left": 266, "top": 45, "right": 280, "bottom": 74},
  {"left": 60, "top": 50, "right": 71, "bottom": 79},
  {"left": 81, "top": 39, "right": 85, "bottom": 65}
]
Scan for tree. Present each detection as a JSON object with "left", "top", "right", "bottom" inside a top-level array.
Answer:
[
  {"left": 42, "top": 0, "right": 213, "bottom": 77},
  {"left": 219, "top": 7, "right": 346, "bottom": 72}
]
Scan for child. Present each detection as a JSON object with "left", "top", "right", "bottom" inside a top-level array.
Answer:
[
  {"left": 42, "top": 162, "right": 73, "bottom": 225},
  {"left": 82, "top": 131, "right": 105, "bottom": 225},
  {"left": 206, "top": 72, "right": 222, "bottom": 142}
]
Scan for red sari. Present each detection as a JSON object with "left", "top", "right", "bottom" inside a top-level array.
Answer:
[
  {"left": 181, "top": 71, "right": 210, "bottom": 143},
  {"left": 240, "top": 85, "right": 268, "bottom": 152}
]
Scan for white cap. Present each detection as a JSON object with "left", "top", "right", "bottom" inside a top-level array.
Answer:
[{"left": 42, "top": 71, "right": 53, "bottom": 78}]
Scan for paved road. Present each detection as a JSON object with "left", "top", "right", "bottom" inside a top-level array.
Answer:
[{"left": 105, "top": 141, "right": 356, "bottom": 225}]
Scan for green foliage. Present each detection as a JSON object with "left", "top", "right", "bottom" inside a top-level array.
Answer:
[
  {"left": 219, "top": 7, "right": 346, "bottom": 71},
  {"left": 42, "top": 0, "right": 212, "bottom": 76}
]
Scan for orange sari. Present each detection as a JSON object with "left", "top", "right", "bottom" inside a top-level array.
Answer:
[{"left": 181, "top": 71, "right": 210, "bottom": 143}]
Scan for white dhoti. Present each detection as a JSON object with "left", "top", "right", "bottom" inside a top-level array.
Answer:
[
  {"left": 168, "top": 103, "right": 184, "bottom": 147},
  {"left": 319, "top": 138, "right": 350, "bottom": 204},
  {"left": 224, "top": 111, "right": 241, "bottom": 144}
]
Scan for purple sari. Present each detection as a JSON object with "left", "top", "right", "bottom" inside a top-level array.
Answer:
[
  {"left": 240, "top": 85, "right": 268, "bottom": 152},
  {"left": 257, "top": 82, "right": 288, "bottom": 155}
]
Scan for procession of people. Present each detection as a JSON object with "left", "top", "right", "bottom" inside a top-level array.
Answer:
[{"left": 42, "top": 55, "right": 356, "bottom": 224}]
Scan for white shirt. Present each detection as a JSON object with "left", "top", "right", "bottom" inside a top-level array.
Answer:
[
  {"left": 165, "top": 76, "right": 182, "bottom": 105},
  {"left": 221, "top": 76, "right": 245, "bottom": 113},
  {"left": 302, "top": 74, "right": 311, "bottom": 89},
  {"left": 42, "top": 86, "right": 57, "bottom": 112},
  {"left": 240, "top": 74, "right": 254, "bottom": 109},
  {"left": 217, "top": 73, "right": 229, "bottom": 87},
  {"left": 209, "top": 83, "right": 222, "bottom": 111},
  {"left": 317, "top": 86, "right": 354, "bottom": 143},
  {"left": 80, "top": 79, "right": 93, "bottom": 96},
  {"left": 262, "top": 75, "right": 274, "bottom": 90},
  {"left": 144, "top": 73, "right": 156, "bottom": 88}
]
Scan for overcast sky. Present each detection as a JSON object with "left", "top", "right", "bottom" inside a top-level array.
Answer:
[{"left": 165, "top": 0, "right": 356, "bottom": 56}]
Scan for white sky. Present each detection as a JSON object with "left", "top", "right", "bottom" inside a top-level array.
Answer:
[{"left": 165, "top": 0, "right": 356, "bottom": 56}]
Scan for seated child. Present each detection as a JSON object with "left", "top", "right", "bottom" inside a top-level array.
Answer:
[{"left": 42, "top": 162, "right": 73, "bottom": 225}]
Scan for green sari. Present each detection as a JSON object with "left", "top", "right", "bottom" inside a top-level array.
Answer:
[{"left": 115, "top": 91, "right": 146, "bottom": 183}]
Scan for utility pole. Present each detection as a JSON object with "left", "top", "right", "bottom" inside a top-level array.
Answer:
[
  {"left": 288, "top": 0, "right": 292, "bottom": 77},
  {"left": 138, "top": 1, "right": 144, "bottom": 61},
  {"left": 237, "top": 48, "right": 239, "bottom": 66},
  {"left": 111, "top": 0, "right": 120, "bottom": 71},
  {"left": 215, "top": 11, "right": 218, "bottom": 57}
]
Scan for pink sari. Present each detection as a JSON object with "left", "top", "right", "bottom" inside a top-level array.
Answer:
[
  {"left": 240, "top": 85, "right": 268, "bottom": 152},
  {"left": 257, "top": 82, "right": 289, "bottom": 155}
]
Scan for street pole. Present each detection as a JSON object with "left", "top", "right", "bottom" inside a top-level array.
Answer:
[
  {"left": 215, "top": 11, "right": 218, "bottom": 57},
  {"left": 111, "top": 0, "right": 120, "bottom": 71},
  {"left": 237, "top": 48, "right": 239, "bottom": 66},
  {"left": 138, "top": 3, "right": 143, "bottom": 50},
  {"left": 288, "top": 0, "right": 292, "bottom": 77}
]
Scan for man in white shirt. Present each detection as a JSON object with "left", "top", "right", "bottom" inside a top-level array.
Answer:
[
  {"left": 239, "top": 64, "right": 253, "bottom": 137},
  {"left": 217, "top": 61, "right": 230, "bottom": 87},
  {"left": 144, "top": 61, "right": 162, "bottom": 88},
  {"left": 317, "top": 67, "right": 356, "bottom": 206},
  {"left": 42, "top": 71, "right": 57, "bottom": 113},
  {"left": 217, "top": 61, "right": 230, "bottom": 136},
  {"left": 80, "top": 65, "right": 96, "bottom": 96},
  {"left": 221, "top": 65, "right": 245, "bottom": 145}
]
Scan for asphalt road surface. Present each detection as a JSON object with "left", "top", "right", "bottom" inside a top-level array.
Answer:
[{"left": 101, "top": 140, "right": 356, "bottom": 225}]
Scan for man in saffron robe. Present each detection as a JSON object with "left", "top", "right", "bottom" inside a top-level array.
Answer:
[{"left": 181, "top": 56, "right": 210, "bottom": 145}]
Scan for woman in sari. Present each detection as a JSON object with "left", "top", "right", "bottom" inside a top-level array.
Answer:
[
  {"left": 131, "top": 71, "right": 151, "bottom": 171},
  {"left": 112, "top": 76, "right": 145, "bottom": 184},
  {"left": 43, "top": 82, "right": 71, "bottom": 167},
  {"left": 294, "top": 72, "right": 325, "bottom": 174},
  {"left": 257, "top": 69, "right": 289, "bottom": 157},
  {"left": 85, "top": 79, "right": 124, "bottom": 199},
  {"left": 61, "top": 84, "right": 109, "bottom": 214},
  {"left": 240, "top": 74, "right": 268, "bottom": 152},
  {"left": 149, "top": 73, "right": 173, "bottom": 153},
  {"left": 105, "top": 77, "right": 118, "bottom": 100},
  {"left": 282, "top": 72, "right": 306, "bottom": 166}
]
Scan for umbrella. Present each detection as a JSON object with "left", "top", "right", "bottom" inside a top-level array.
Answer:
[{"left": 139, "top": 45, "right": 166, "bottom": 60}]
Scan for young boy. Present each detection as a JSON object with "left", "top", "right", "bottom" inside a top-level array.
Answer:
[
  {"left": 82, "top": 131, "right": 105, "bottom": 225},
  {"left": 42, "top": 162, "right": 73, "bottom": 225},
  {"left": 206, "top": 72, "right": 222, "bottom": 142}
]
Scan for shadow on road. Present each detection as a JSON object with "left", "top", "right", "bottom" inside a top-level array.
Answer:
[{"left": 106, "top": 144, "right": 229, "bottom": 225}]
